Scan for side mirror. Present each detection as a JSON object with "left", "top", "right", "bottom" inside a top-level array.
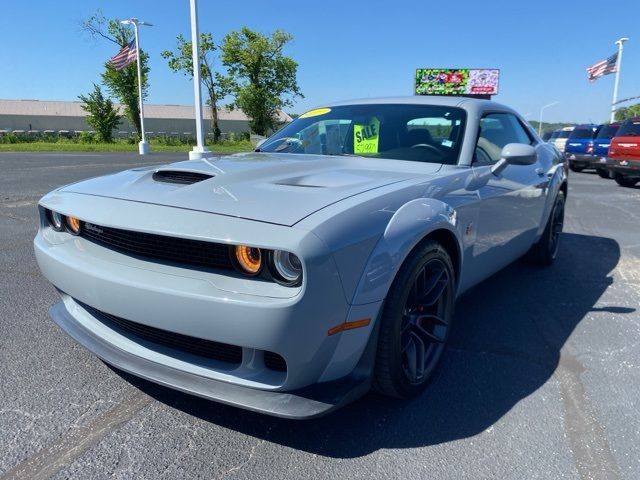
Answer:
[
  {"left": 255, "top": 138, "right": 267, "bottom": 150},
  {"left": 491, "top": 143, "right": 537, "bottom": 176}
]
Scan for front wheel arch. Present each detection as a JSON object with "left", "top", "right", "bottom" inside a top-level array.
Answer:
[{"left": 349, "top": 197, "right": 464, "bottom": 306}]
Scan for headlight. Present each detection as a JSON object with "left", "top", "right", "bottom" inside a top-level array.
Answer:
[
  {"left": 233, "top": 245, "right": 263, "bottom": 275},
  {"left": 65, "top": 216, "right": 81, "bottom": 235},
  {"left": 46, "top": 209, "right": 64, "bottom": 232},
  {"left": 270, "top": 250, "right": 302, "bottom": 285}
]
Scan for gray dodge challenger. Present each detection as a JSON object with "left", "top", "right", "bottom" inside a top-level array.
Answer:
[{"left": 34, "top": 97, "right": 567, "bottom": 418}]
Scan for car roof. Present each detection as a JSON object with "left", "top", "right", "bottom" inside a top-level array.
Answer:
[{"left": 321, "top": 96, "right": 513, "bottom": 112}]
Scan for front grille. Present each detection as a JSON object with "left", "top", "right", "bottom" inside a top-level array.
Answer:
[
  {"left": 79, "top": 301, "right": 243, "bottom": 365},
  {"left": 152, "top": 170, "right": 214, "bottom": 185},
  {"left": 80, "top": 223, "right": 233, "bottom": 271}
]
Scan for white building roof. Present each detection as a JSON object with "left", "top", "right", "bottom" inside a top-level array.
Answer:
[{"left": 0, "top": 99, "right": 292, "bottom": 122}]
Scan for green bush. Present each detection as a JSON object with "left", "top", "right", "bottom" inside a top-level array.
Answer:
[
  {"left": 78, "top": 131, "right": 96, "bottom": 144},
  {"left": 0, "top": 133, "right": 18, "bottom": 144}
]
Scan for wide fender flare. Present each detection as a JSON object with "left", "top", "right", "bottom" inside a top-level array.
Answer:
[{"left": 350, "top": 198, "right": 462, "bottom": 306}]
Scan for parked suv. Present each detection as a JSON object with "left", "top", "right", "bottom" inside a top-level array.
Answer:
[
  {"left": 607, "top": 117, "right": 640, "bottom": 187},
  {"left": 565, "top": 124, "right": 600, "bottom": 172},
  {"left": 550, "top": 126, "right": 574, "bottom": 153},
  {"left": 591, "top": 123, "right": 620, "bottom": 178}
]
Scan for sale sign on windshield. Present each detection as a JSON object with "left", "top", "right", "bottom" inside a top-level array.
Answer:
[{"left": 415, "top": 69, "right": 500, "bottom": 96}]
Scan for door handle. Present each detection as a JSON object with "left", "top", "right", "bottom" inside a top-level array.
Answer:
[{"left": 535, "top": 168, "right": 545, "bottom": 176}]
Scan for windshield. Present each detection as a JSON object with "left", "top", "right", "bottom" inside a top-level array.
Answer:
[
  {"left": 569, "top": 128, "right": 596, "bottom": 140},
  {"left": 596, "top": 124, "right": 619, "bottom": 140},
  {"left": 617, "top": 120, "right": 640, "bottom": 136},
  {"left": 258, "top": 104, "right": 467, "bottom": 165}
]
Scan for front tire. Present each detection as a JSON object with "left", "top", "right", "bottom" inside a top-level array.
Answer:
[
  {"left": 570, "top": 164, "right": 584, "bottom": 172},
  {"left": 373, "top": 241, "right": 455, "bottom": 399},
  {"left": 614, "top": 173, "right": 639, "bottom": 187},
  {"left": 527, "top": 190, "right": 565, "bottom": 265}
]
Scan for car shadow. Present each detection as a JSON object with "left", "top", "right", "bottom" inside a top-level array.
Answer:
[{"left": 112, "top": 232, "right": 629, "bottom": 457}]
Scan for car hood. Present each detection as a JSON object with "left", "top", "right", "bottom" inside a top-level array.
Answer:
[{"left": 62, "top": 152, "right": 440, "bottom": 226}]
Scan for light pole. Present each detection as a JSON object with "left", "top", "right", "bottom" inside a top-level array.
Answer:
[
  {"left": 188, "top": 0, "right": 212, "bottom": 160},
  {"left": 538, "top": 101, "right": 559, "bottom": 136},
  {"left": 610, "top": 37, "right": 629, "bottom": 123},
  {"left": 121, "top": 18, "right": 152, "bottom": 155}
]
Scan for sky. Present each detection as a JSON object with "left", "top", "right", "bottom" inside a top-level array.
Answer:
[{"left": 0, "top": 0, "right": 638, "bottom": 124}]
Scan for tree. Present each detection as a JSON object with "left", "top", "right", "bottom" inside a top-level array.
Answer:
[
  {"left": 81, "top": 10, "right": 150, "bottom": 139},
  {"left": 221, "top": 27, "right": 302, "bottom": 135},
  {"left": 615, "top": 104, "right": 640, "bottom": 122},
  {"left": 161, "top": 33, "right": 234, "bottom": 143},
  {"left": 78, "top": 84, "right": 120, "bottom": 142}
]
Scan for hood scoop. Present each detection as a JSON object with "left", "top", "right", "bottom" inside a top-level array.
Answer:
[{"left": 152, "top": 170, "right": 214, "bottom": 185}]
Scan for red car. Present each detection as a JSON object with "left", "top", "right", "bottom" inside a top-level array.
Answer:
[{"left": 607, "top": 117, "right": 640, "bottom": 187}]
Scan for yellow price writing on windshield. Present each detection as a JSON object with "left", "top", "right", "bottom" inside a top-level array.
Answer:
[{"left": 354, "top": 117, "right": 380, "bottom": 154}]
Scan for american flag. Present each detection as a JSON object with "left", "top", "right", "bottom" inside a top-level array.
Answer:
[
  {"left": 586, "top": 53, "right": 618, "bottom": 82},
  {"left": 110, "top": 40, "right": 137, "bottom": 71}
]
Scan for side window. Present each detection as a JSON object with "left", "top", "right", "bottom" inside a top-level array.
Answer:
[{"left": 476, "top": 113, "right": 532, "bottom": 163}]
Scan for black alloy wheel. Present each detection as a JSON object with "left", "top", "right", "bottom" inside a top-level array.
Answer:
[
  {"left": 374, "top": 241, "right": 455, "bottom": 399},
  {"left": 548, "top": 192, "right": 565, "bottom": 260},
  {"left": 526, "top": 190, "right": 565, "bottom": 265},
  {"left": 400, "top": 258, "right": 451, "bottom": 384}
]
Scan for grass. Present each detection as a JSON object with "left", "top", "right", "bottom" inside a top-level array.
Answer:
[{"left": 0, "top": 139, "right": 254, "bottom": 154}]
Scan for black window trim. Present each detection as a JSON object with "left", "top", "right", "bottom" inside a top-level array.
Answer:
[{"left": 472, "top": 110, "right": 537, "bottom": 166}]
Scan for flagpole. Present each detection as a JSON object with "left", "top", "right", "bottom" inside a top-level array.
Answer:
[
  {"left": 611, "top": 37, "right": 629, "bottom": 123},
  {"left": 188, "top": 0, "right": 212, "bottom": 160},
  {"left": 121, "top": 18, "right": 153, "bottom": 155}
]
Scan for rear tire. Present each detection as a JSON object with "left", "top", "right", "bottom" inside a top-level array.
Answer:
[
  {"left": 596, "top": 168, "right": 610, "bottom": 179},
  {"left": 570, "top": 164, "right": 584, "bottom": 172},
  {"left": 614, "top": 174, "right": 639, "bottom": 187},
  {"left": 373, "top": 240, "right": 455, "bottom": 399},
  {"left": 527, "top": 190, "right": 565, "bottom": 266}
]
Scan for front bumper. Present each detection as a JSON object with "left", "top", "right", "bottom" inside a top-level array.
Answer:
[
  {"left": 49, "top": 299, "right": 372, "bottom": 419},
  {"left": 34, "top": 192, "right": 383, "bottom": 417}
]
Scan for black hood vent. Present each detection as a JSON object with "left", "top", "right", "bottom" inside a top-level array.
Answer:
[{"left": 152, "top": 170, "right": 214, "bottom": 185}]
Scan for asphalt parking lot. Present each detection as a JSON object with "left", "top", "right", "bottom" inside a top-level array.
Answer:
[{"left": 1, "top": 152, "right": 639, "bottom": 479}]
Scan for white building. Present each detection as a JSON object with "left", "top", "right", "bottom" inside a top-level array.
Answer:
[{"left": 0, "top": 99, "right": 292, "bottom": 136}]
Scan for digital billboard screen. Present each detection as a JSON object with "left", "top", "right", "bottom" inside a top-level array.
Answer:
[{"left": 415, "top": 68, "right": 500, "bottom": 96}]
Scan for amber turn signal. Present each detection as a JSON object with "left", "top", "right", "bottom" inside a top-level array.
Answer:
[
  {"left": 327, "top": 318, "right": 371, "bottom": 336},
  {"left": 66, "top": 216, "right": 81, "bottom": 235},
  {"left": 233, "top": 245, "right": 263, "bottom": 275}
]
